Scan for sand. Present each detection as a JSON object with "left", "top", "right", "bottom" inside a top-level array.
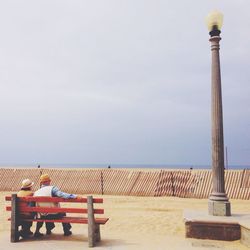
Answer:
[{"left": 1, "top": 191, "right": 249, "bottom": 250}]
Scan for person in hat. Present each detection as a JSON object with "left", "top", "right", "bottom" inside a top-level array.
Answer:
[
  {"left": 17, "top": 179, "right": 35, "bottom": 238},
  {"left": 33, "top": 174, "right": 82, "bottom": 237}
]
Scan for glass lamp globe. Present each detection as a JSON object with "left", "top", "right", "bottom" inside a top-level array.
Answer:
[{"left": 206, "top": 10, "right": 223, "bottom": 32}]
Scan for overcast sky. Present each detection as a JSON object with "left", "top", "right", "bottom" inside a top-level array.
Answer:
[{"left": 0, "top": 0, "right": 249, "bottom": 167}]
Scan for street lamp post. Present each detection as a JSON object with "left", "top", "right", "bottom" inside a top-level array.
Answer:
[{"left": 206, "top": 11, "right": 231, "bottom": 216}]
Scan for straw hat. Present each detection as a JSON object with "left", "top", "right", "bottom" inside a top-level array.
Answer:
[
  {"left": 39, "top": 174, "right": 51, "bottom": 183},
  {"left": 21, "top": 179, "right": 34, "bottom": 189}
]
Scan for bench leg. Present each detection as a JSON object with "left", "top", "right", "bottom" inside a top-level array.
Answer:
[
  {"left": 95, "top": 224, "right": 101, "bottom": 242},
  {"left": 88, "top": 223, "right": 95, "bottom": 247},
  {"left": 11, "top": 224, "right": 19, "bottom": 243},
  {"left": 88, "top": 223, "right": 101, "bottom": 247},
  {"left": 11, "top": 194, "right": 19, "bottom": 242},
  {"left": 87, "top": 196, "right": 96, "bottom": 247}
]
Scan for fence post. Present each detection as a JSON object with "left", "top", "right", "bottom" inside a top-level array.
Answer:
[
  {"left": 171, "top": 172, "right": 175, "bottom": 196},
  {"left": 101, "top": 171, "right": 104, "bottom": 195}
]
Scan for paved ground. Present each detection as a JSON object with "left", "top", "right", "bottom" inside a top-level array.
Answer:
[{"left": 0, "top": 230, "right": 248, "bottom": 250}]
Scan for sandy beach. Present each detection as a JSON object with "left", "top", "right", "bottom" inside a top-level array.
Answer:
[{"left": 1, "top": 191, "right": 249, "bottom": 250}]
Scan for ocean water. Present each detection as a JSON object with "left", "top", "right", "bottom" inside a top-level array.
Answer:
[{"left": 0, "top": 163, "right": 249, "bottom": 170}]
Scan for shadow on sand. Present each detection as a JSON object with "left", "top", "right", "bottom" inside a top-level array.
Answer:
[{"left": 18, "top": 233, "right": 135, "bottom": 249}]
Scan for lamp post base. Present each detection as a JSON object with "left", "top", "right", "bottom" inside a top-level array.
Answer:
[{"left": 208, "top": 200, "right": 231, "bottom": 216}]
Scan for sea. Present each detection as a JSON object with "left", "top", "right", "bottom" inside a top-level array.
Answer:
[{"left": 0, "top": 163, "right": 249, "bottom": 170}]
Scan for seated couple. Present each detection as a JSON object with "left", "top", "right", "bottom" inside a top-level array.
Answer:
[{"left": 17, "top": 174, "right": 82, "bottom": 239}]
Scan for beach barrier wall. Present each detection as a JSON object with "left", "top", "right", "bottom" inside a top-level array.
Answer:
[{"left": 0, "top": 168, "right": 249, "bottom": 199}]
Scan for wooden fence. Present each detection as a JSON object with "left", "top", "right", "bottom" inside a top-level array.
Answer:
[{"left": 0, "top": 168, "right": 249, "bottom": 199}]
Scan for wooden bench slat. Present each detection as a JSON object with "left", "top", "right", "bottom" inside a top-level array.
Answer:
[
  {"left": 6, "top": 206, "right": 104, "bottom": 214},
  {"left": 7, "top": 217, "right": 109, "bottom": 225},
  {"left": 5, "top": 196, "right": 103, "bottom": 203},
  {"left": 26, "top": 217, "right": 109, "bottom": 225}
]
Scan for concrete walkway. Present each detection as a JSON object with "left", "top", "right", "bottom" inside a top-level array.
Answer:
[{"left": 0, "top": 230, "right": 248, "bottom": 250}]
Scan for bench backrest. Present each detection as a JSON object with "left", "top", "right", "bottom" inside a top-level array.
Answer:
[{"left": 5, "top": 195, "right": 104, "bottom": 215}]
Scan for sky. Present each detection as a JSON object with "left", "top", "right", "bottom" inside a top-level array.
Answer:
[{"left": 0, "top": 1, "right": 249, "bottom": 167}]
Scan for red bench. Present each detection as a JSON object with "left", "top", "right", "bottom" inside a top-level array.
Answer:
[{"left": 5, "top": 194, "right": 109, "bottom": 247}]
